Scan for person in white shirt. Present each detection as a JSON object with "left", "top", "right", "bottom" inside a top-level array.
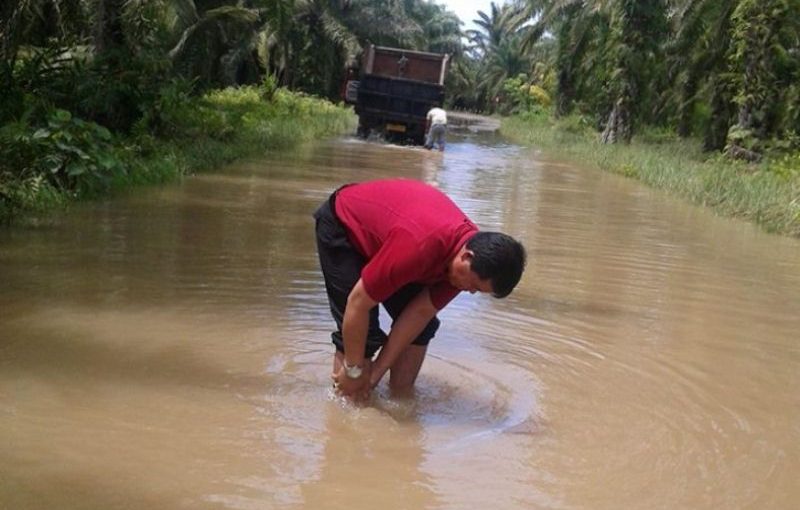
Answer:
[{"left": 424, "top": 107, "right": 447, "bottom": 151}]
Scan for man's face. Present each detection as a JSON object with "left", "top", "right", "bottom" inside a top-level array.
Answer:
[{"left": 448, "top": 250, "right": 494, "bottom": 294}]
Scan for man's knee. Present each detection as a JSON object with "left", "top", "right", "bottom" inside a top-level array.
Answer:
[{"left": 411, "top": 316, "right": 440, "bottom": 347}]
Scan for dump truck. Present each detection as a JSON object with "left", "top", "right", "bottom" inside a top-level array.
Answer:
[{"left": 345, "top": 45, "right": 450, "bottom": 145}]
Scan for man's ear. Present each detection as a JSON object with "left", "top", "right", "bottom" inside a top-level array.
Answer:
[{"left": 461, "top": 249, "right": 474, "bottom": 262}]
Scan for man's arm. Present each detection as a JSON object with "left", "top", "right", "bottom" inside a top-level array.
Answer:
[
  {"left": 370, "top": 288, "right": 437, "bottom": 387},
  {"left": 333, "top": 278, "right": 377, "bottom": 399}
]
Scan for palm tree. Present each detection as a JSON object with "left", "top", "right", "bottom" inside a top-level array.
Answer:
[
  {"left": 725, "top": 0, "right": 800, "bottom": 159},
  {"left": 447, "top": 56, "right": 485, "bottom": 110},
  {"left": 290, "top": 0, "right": 360, "bottom": 95},
  {"left": 668, "top": 0, "right": 734, "bottom": 137},
  {"left": 409, "top": 1, "right": 463, "bottom": 55},
  {"left": 1, "top": 0, "right": 90, "bottom": 61},
  {"left": 548, "top": 2, "right": 605, "bottom": 117},
  {"left": 465, "top": 2, "right": 530, "bottom": 111},
  {"left": 341, "top": 0, "right": 423, "bottom": 48},
  {"left": 519, "top": 0, "right": 615, "bottom": 119},
  {"left": 168, "top": 5, "right": 269, "bottom": 87},
  {"left": 466, "top": 2, "right": 523, "bottom": 56},
  {"left": 480, "top": 33, "right": 531, "bottom": 103},
  {"left": 662, "top": 0, "right": 740, "bottom": 150},
  {"left": 600, "top": 0, "right": 668, "bottom": 144}
]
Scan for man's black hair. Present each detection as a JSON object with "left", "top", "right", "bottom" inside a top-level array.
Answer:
[{"left": 466, "top": 232, "right": 526, "bottom": 298}]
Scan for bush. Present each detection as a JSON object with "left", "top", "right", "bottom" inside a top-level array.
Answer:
[
  {"left": 1, "top": 83, "right": 356, "bottom": 223},
  {"left": 134, "top": 77, "right": 197, "bottom": 137},
  {"left": 554, "top": 114, "right": 593, "bottom": 135},
  {"left": 0, "top": 109, "right": 127, "bottom": 196},
  {"left": 0, "top": 174, "right": 64, "bottom": 220},
  {"left": 763, "top": 152, "right": 800, "bottom": 181},
  {"left": 500, "top": 74, "right": 553, "bottom": 115},
  {"left": 261, "top": 74, "right": 278, "bottom": 101}
]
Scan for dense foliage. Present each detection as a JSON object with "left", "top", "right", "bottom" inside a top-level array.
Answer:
[
  {"left": 516, "top": 0, "right": 800, "bottom": 155},
  {"left": 0, "top": 0, "right": 378, "bottom": 220},
  {"left": 1, "top": 0, "right": 798, "bottom": 223}
]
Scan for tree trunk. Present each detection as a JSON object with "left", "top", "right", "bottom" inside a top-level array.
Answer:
[
  {"left": 555, "top": 66, "right": 574, "bottom": 118},
  {"left": 94, "top": 0, "right": 126, "bottom": 54},
  {"left": 93, "top": 0, "right": 127, "bottom": 55},
  {"left": 725, "top": 0, "right": 788, "bottom": 157},
  {"left": 601, "top": 95, "right": 632, "bottom": 144},
  {"left": 1, "top": 0, "right": 28, "bottom": 61},
  {"left": 677, "top": 72, "right": 699, "bottom": 138},
  {"left": 282, "top": 39, "right": 293, "bottom": 88},
  {"left": 734, "top": 50, "right": 763, "bottom": 136},
  {"left": 554, "top": 5, "right": 581, "bottom": 118},
  {"left": 599, "top": 0, "right": 666, "bottom": 144},
  {"left": 703, "top": 80, "right": 733, "bottom": 152}
]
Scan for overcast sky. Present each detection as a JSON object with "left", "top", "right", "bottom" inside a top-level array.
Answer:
[{"left": 439, "top": 0, "right": 507, "bottom": 31}]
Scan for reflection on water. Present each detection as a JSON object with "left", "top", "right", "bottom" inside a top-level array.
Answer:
[{"left": 1, "top": 131, "right": 799, "bottom": 509}]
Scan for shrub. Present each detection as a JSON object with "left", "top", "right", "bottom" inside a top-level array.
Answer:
[
  {"left": 0, "top": 109, "right": 127, "bottom": 196},
  {"left": 763, "top": 152, "right": 800, "bottom": 181},
  {"left": 500, "top": 74, "right": 553, "bottom": 114}
]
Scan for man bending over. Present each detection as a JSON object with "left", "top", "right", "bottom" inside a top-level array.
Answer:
[
  {"left": 424, "top": 107, "right": 448, "bottom": 151},
  {"left": 313, "top": 179, "right": 526, "bottom": 401}
]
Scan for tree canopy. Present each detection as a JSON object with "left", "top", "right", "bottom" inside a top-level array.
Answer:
[{"left": 2, "top": 0, "right": 799, "bottom": 156}]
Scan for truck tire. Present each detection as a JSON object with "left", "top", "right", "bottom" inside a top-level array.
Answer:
[{"left": 357, "top": 116, "right": 378, "bottom": 139}]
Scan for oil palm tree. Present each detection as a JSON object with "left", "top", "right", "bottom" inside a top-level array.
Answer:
[
  {"left": 340, "top": 0, "right": 422, "bottom": 48},
  {"left": 447, "top": 56, "right": 485, "bottom": 111},
  {"left": 548, "top": 1, "right": 606, "bottom": 117},
  {"left": 408, "top": 0, "right": 463, "bottom": 55},
  {"left": 725, "top": 0, "right": 800, "bottom": 158},
  {"left": 599, "top": 0, "right": 668, "bottom": 144},
  {"left": 465, "top": 2, "right": 530, "bottom": 110},
  {"left": 466, "top": 2, "right": 524, "bottom": 56},
  {"left": 168, "top": 4, "right": 268, "bottom": 87},
  {"left": 289, "top": 0, "right": 360, "bottom": 95},
  {"left": 1, "top": 0, "right": 89, "bottom": 61},
  {"left": 663, "top": 0, "right": 740, "bottom": 150}
]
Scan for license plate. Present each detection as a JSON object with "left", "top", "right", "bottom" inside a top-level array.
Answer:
[{"left": 386, "top": 123, "right": 406, "bottom": 133}]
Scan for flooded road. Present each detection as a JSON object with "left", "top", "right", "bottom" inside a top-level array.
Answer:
[{"left": 2, "top": 130, "right": 799, "bottom": 509}]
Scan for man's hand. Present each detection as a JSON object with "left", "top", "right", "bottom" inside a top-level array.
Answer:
[{"left": 332, "top": 360, "right": 372, "bottom": 402}]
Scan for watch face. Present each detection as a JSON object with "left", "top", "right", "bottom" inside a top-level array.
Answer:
[{"left": 345, "top": 365, "right": 363, "bottom": 379}]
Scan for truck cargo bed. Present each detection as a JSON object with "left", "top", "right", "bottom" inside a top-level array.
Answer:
[{"left": 353, "top": 45, "right": 449, "bottom": 145}]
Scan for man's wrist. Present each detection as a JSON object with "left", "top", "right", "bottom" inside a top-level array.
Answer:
[{"left": 343, "top": 359, "right": 364, "bottom": 379}]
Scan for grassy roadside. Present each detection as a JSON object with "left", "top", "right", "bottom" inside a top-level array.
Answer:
[
  {"left": 501, "top": 112, "right": 800, "bottom": 238},
  {"left": 0, "top": 86, "right": 356, "bottom": 224}
]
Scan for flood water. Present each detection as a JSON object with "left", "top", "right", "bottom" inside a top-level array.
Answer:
[{"left": 1, "top": 129, "right": 799, "bottom": 509}]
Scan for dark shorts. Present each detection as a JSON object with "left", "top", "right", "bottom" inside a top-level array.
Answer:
[{"left": 313, "top": 190, "right": 440, "bottom": 359}]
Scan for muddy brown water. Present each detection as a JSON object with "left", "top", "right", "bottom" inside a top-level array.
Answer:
[{"left": 1, "top": 130, "right": 799, "bottom": 509}]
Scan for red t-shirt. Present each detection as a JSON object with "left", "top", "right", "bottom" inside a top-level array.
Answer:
[{"left": 334, "top": 179, "right": 478, "bottom": 309}]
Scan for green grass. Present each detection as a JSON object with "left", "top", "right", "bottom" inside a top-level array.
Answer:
[
  {"left": 501, "top": 112, "right": 800, "bottom": 238},
  {"left": 0, "top": 87, "right": 356, "bottom": 223},
  {"left": 115, "top": 87, "right": 356, "bottom": 191}
]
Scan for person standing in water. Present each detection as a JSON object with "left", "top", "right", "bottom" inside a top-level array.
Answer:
[
  {"left": 424, "top": 106, "right": 448, "bottom": 151},
  {"left": 313, "top": 179, "right": 526, "bottom": 401}
]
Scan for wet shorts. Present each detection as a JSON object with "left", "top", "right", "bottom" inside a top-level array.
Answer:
[{"left": 313, "top": 190, "right": 440, "bottom": 359}]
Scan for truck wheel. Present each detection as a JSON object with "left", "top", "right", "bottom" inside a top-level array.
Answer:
[
  {"left": 411, "top": 128, "right": 425, "bottom": 146},
  {"left": 358, "top": 116, "right": 377, "bottom": 139}
]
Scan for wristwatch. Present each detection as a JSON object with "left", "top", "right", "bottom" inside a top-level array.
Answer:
[{"left": 343, "top": 361, "right": 363, "bottom": 379}]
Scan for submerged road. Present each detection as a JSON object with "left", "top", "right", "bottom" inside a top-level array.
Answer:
[{"left": 1, "top": 127, "right": 799, "bottom": 509}]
